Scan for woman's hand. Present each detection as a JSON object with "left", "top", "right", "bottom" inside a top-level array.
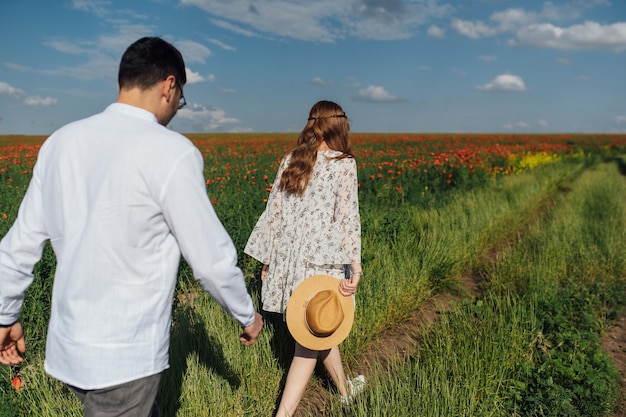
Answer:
[
  {"left": 339, "top": 269, "right": 361, "bottom": 296},
  {"left": 261, "top": 264, "right": 269, "bottom": 282}
]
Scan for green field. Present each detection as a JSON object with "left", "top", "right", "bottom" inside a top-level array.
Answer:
[{"left": 1, "top": 133, "right": 625, "bottom": 416}]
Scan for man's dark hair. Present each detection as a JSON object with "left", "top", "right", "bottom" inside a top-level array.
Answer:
[{"left": 118, "top": 37, "right": 186, "bottom": 90}]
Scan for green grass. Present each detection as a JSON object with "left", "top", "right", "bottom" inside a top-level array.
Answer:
[
  {"left": 1, "top": 140, "right": 625, "bottom": 416},
  {"left": 341, "top": 294, "right": 531, "bottom": 417},
  {"left": 347, "top": 159, "right": 587, "bottom": 353},
  {"left": 325, "top": 157, "right": 625, "bottom": 417}
]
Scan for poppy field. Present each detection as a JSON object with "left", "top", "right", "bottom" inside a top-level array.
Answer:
[{"left": 1, "top": 132, "right": 626, "bottom": 416}]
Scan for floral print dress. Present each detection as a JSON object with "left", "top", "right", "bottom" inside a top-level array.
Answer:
[{"left": 244, "top": 150, "right": 361, "bottom": 314}]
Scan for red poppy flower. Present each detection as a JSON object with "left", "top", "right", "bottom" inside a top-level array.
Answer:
[{"left": 11, "top": 375, "right": 22, "bottom": 391}]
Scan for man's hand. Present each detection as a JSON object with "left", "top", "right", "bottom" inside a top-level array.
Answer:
[
  {"left": 0, "top": 322, "right": 26, "bottom": 365},
  {"left": 239, "top": 312, "right": 263, "bottom": 347}
]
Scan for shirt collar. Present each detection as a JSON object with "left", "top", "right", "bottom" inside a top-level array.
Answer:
[{"left": 105, "top": 103, "right": 159, "bottom": 124}]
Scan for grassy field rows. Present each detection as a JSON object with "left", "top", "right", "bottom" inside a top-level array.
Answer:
[
  {"left": 314, "top": 157, "right": 625, "bottom": 417},
  {"left": 1, "top": 135, "right": 625, "bottom": 416},
  {"left": 298, "top": 158, "right": 591, "bottom": 416}
]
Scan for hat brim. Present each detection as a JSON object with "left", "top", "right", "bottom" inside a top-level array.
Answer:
[{"left": 286, "top": 274, "right": 355, "bottom": 350}]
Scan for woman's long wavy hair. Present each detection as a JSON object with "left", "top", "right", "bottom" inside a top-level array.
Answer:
[{"left": 279, "top": 100, "right": 353, "bottom": 195}]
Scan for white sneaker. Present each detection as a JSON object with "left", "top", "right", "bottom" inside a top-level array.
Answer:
[{"left": 341, "top": 375, "right": 366, "bottom": 405}]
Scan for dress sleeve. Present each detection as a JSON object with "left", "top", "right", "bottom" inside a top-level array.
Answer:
[
  {"left": 335, "top": 157, "right": 361, "bottom": 264},
  {"left": 244, "top": 157, "right": 287, "bottom": 264}
]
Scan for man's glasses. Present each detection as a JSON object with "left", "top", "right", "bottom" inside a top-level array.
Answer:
[{"left": 175, "top": 80, "right": 186, "bottom": 110}]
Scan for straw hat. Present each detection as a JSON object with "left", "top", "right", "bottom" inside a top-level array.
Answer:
[{"left": 286, "top": 275, "right": 355, "bottom": 350}]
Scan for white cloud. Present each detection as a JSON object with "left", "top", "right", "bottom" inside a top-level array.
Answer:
[
  {"left": 176, "top": 103, "right": 240, "bottom": 130},
  {"left": 427, "top": 25, "right": 445, "bottom": 38},
  {"left": 185, "top": 68, "right": 215, "bottom": 84},
  {"left": 353, "top": 85, "right": 402, "bottom": 102},
  {"left": 36, "top": 22, "right": 155, "bottom": 81},
  {"left": 504, "top": 121, "right": 530, "bottom": 130},
  {"left": 540, "top": 0, "right": 610, "bottom": 21},
  {"left": 44, "top": 39, "right": 92, "bottom": 55},
  {"left": 210, "top": 19, "right": 261, "bottom": 38},
  {"left": 71, "top": 0, "right": 110, "bottom": 17},
  {"left": 4, "top": 63, "right": 33, "bottom": 73},
  {"left": 0, "top": 82, "right": 57, "bottom": 106},
  {"left": 479, "top": 55, "right": 497, "bottom": 62},
  {"left": 175, "top": 40, "right": 213, "bottom": 64},
  {"left": 538, "top": 119, "right": 548, "bottom": 127},
  {"left": 95, "top": 25, "right": 156, "bottom": 54},
  {"left": 207, "top": 38, "right": 236, "bottom": 52},
  {"left": 451, "top": 7, "right": 541, "bottom": 40},
  {"left": 36, "top": 5, "right": 218, "bottom": 83},
  {"left": 516, "top": 21, "right": 626, "bottom": 52},
  {"left": 219, "top": 87, "right": 237, "bottom": 94},
  {"left": 0, "top": 82, "right": 25, "bottom": 97},
  {"left": 615, "top": 116, "right": 626, "bottom": 125},
  {"left": 418, "top": 65, "right": 432, "bottom": 72},
  {"left": 24, "top": 96, "right": 59, "bottom": 107},
  {"left": 57, "top": 54, "right": 119, "bottom": 81},
  {"left": 451, "top": 18, "right": 498, "bottom": 39},
  {"left": 35, "top": 23, "right": 220, "bottom": 84},
  {"left": 182, "top": 0, "right": 453, "bottom": 42},
  {"left": 450, "top": 3, "right": 625, "bottom": 53},
  {"left": 490, "top": 8, "right": 538, "bottom": 32},
  {"left": 346, "top": 0, "right": 453, "bottom": 40},
  {"left": 310, "top": 77, "right": 333, "bottom": 86},
  {"left": 477, "top": 74, "right": 527, "bottom": 92}
]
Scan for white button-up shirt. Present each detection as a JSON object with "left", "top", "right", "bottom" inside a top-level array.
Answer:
[{"left": 0, "top": 103, "right": 255, "bottom": 389}]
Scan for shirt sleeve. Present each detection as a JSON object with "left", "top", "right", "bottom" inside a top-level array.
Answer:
[
  {"left": 335, "top": 157, "right": 361, "bottom": 264},
  {"left": 160, "top": 148, "right": 255, "bottom": 328},
  {"left": 243, "top": 156, "right": 287, "bottom": 264},
  {"left": 0, "top": 163, "right": 49, "bottom": 324}
]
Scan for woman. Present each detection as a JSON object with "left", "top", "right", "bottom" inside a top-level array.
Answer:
[{"left": 244, "top": 100, "right": 365, "bottom": 415}]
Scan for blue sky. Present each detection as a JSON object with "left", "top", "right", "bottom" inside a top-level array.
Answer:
[{"left": 1, "top": 0, "right": 625, "bottom": 134}]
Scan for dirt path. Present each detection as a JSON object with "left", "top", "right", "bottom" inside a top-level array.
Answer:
[
  {"left": 602, "top": 315, "right": 626, "bottom": 417},
  {"left": 297, "top": 275, "right": 479, "bottom": 416},
  {"left": 297, "top": 276, "right": 626, "bottom": 417},
  {"left": 297, "top": 198, "right": 543, "bottom": 415},
  {"left": 296, "top": 177, "right": 626, "bottom": 416},
  {"left": 296, "top": 277, "right": 626, "bottom": 417}
]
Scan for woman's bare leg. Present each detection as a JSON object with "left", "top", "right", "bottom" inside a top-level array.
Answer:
[
  {"left": 320, "top": 345, "right": 348, "bottom": 397},
  {"left": 275, "top": 343, "right": 318, "bottom": 417}
]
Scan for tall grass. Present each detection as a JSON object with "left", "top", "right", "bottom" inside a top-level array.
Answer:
[
  {"left": 347, "top": 159, "right": 587, "bottom": 353},
  {"left": 158, "top": 295, "right": 281, "bottom": 416},
  {"left": 339, "top": 295, "right": 533, "bottom": 417},
  {"left": 1, "top": 136, "right": 625, "bottom": 416},
  {"left": 488, "top": 160, "right": 626, "bottom": 416},
  {"left": 151, "top": 158, "right": 604, "bottom": 416},
  {"left": 330, "top": 158, "right": 625, "bottom": 417}
]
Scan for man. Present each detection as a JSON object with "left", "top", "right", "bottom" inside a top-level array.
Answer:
[{"left": 0, "top": 37, "right": 263, "bottom": 416}]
